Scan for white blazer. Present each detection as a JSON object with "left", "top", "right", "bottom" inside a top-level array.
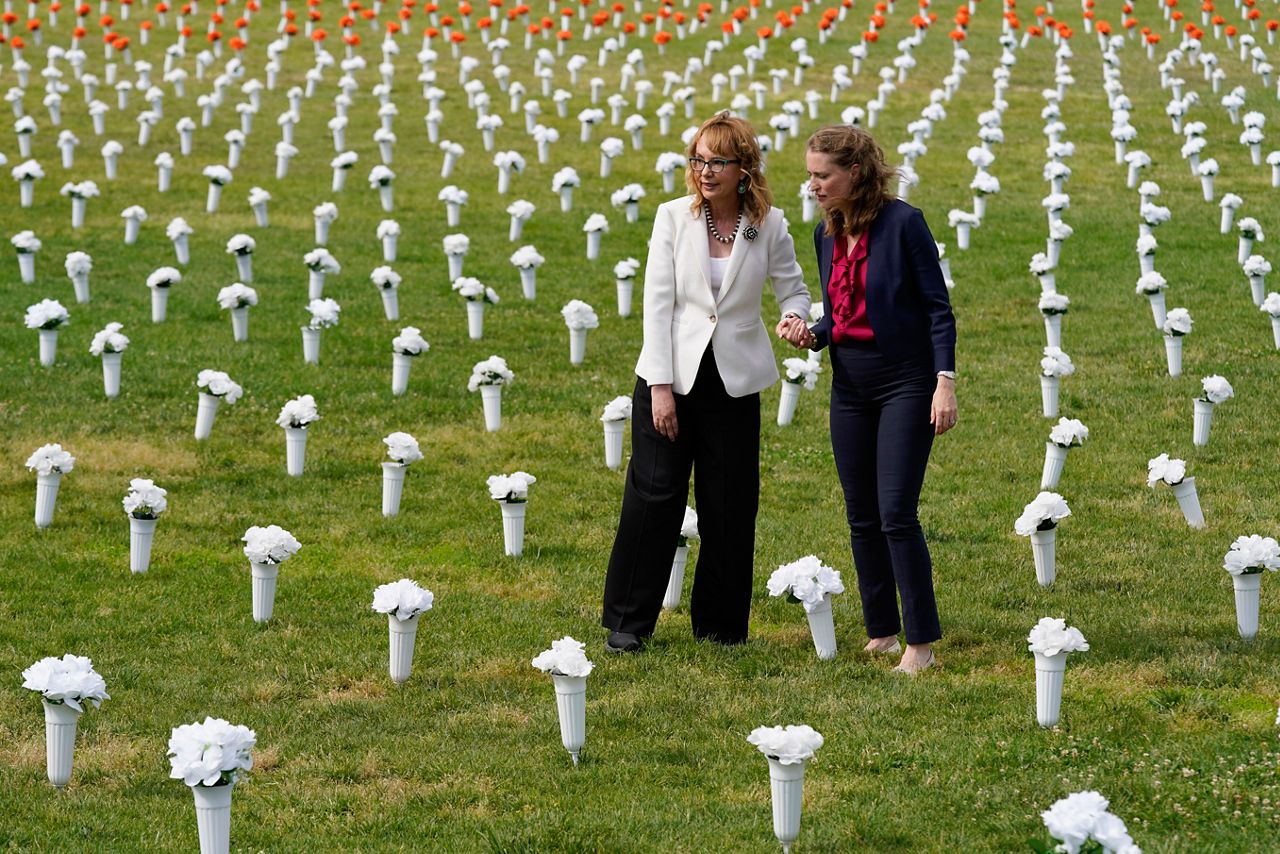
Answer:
[{"left": 634, "top": 197, "right": 811, "bottom": 397}]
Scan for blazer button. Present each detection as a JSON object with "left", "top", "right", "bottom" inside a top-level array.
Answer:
[{"left": 709, "top": 314, "right": 717, "bottom": 323}]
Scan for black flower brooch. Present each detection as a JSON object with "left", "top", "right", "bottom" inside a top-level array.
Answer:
[{"left": 743, "top": 225, "right": 759, "bottom": 241}]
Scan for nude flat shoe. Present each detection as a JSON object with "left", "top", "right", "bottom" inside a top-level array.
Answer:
[
  {"left": 892, "top": 649, "right": 935, "bottom": 675},
  {"left": 864, "top": 639, "right": 902, "bottom": 655}
]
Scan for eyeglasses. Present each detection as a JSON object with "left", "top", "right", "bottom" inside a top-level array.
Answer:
[{"left": 688, "top": 156, "right": 741, "bottom": 174}]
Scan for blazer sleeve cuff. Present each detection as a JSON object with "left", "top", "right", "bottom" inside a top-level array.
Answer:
[{"left": 933, "top": 348, "right": 955, "bottom": 374}]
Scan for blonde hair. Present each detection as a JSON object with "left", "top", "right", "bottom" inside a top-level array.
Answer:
[
  {"left": 806, "top": 125, "right": 897, "bottom": 238},
  {"left": 685, "top": 112, "right": 772, "bottom": 226}
]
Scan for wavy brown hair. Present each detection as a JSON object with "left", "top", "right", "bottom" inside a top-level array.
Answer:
[
  {"left": 685, "top": 112, "right": 772, "bottom": 226},
  {"left": 806, "top": 125, "right": 898, "bottom": 238}
]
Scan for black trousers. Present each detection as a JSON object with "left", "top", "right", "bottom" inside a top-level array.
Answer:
[
  {"left": 601, "top": 348, "right": 761, "bottom": 644},
  {"left": 829, "top": 342, "right": 942, "bottom": 645}
]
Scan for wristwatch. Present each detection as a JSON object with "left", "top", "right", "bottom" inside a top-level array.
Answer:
[{"left": 937, "top": 371, "right": 957, "bottom": 380}]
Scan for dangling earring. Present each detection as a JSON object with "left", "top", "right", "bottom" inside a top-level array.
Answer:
[{"left": 737, "top": 179, "right": 747, "bottom": 194}]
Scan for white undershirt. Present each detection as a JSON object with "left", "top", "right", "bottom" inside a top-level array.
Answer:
[{"left": 708, "top": 255, "right": 730, "bottom": 299}]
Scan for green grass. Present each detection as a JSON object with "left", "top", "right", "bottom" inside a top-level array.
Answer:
[{"left": 2, "top": 1, "right": 1280, "bottom": 851}]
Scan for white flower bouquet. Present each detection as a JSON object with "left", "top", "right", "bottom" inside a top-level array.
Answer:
[
  {"left": 168, "top": 717, "right": 255, "bottom": 787},
  {"left": 24, "top": 653, "right": 109, "bottom": 787},
  {"left": 506, "top": 199, "right": 536, "bottom": 241},
  {"left": 488, "top": 471, "right": 536, "bottom": 502},
  {"left": 602, "top": 396, "right": 632, "bottom": 422},
  {"left": 532, "top": 635, "right": 593, "bottom": 764},
  {"left": 1039, "top": 791, "right": 1139, "bottom": 854},
  {"left": 562, "top": 300, "right": 600, "bottom": 361},
  {"left": 146, "top": 268, "right": 181, "bottom": 321},
  {"left": 23, "top": 654, "right": 109, "bottom": 713},
  {"left": 438, "top": 184, "right": 469, "bottom": 226},
  {"left": 532, "top": 635, "right": 594, "bottom": 678},
  {"left": 1016, "top": 491, "right": 1071, "bottom": 587},
  {"left": 768, "top": 555, "right": 844, "bottom": 659},
  {"left": 27, "top": 444, "right": 75, "bottom": 478},
  {"left": 1041, "top": 417, "right": 1086, "bottom": 489},
  {"left": 90, "top": 321, "right": 129, "bottom": 358},
  {"left": 1027, "top": 617, "right": 1089, "bottom": 657},
  {"left": 583, "top": 213, "right": 609, "bottom": 259},
  {"left": 610, "top": 183, "right": 647, "bottom": 222},
  {"left": 242, "top": 524, "right": 301, "bottom": 566},
  {"left": 1243, "top": 255, "right": 1272, "bottom": 305},
  {"left": 122, "top": 478, "right": 167, "bottom": 519},
  {"left": 384, "top": 431, "right": 422, "bottom": 466},
  {"left": 380, "top": 432, "right": 422, "bottom": 517},
  {"left": 469, "top": 355, "right": 514, "bottom": 391},
  {"left": 197, "top": 369, "right": 243, "bottom": 404},
  {"left": 552, "top": 166, "right": 581, "bottom": 210},
  {"left": 1225, "top": 535, "right": 1280, "bottom": 639},
  {"left": 373, "top": 578, "right": 434, "bottom": 622},
  {"left": 305, "top": 297, "right": 340, "bottom": 329},
  {"left": 748, "top": 723, "right": 824, "bottom": 850},
  {"left": 1199, "top": 374, "right": 1233, "bottom": 405},
  {"left": 277, "top": 394, "right": 318, "bottom": 430}
]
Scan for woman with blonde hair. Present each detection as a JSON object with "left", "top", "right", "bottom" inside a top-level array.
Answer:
[
  {"left": 793, "top": 124, "right": 958, "bottom": 674},
  {"left": 601, "top": 112, "right": 812, "bottom": 651}
]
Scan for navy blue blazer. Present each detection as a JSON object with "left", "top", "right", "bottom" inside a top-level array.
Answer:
[{"left": 808, "top": 199, "right": 956, "bottom": 373}]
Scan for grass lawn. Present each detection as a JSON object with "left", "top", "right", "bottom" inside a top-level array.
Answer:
[{"left": 2, "top": 0, "right": 1279, "bottom": 850}]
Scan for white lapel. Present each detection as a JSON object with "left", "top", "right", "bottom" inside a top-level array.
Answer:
[{"left": 715, "top": 219, "right": 756, "bottom": 305}]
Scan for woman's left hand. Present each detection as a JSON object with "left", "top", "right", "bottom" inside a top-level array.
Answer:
[{"left": 930, "top": 377, "right": 958, "bottom": 436}]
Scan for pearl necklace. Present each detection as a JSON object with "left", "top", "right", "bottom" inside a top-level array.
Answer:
[{"left": 705, "top": 206, "right": 742, "bottom": 245}]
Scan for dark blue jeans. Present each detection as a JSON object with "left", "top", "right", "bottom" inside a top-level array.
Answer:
[
  {"left": 829, "top": 342, "right": 942, "bottom": 645},
  {"left": 601, "top": 348, "right": 761, "bottom": 644}
]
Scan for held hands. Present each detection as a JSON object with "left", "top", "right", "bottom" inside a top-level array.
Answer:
[
  {"left": 775, "top": 315, "right": 816, "bottom": 350},
  {"left": 930, "top": 376, "right": 958, "bottom": 436}
]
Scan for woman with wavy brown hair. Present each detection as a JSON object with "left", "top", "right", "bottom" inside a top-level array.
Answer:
[
  {"left": 791, "top": 125, "right": 958, "bottom": 674},
  {"left": 600, "top": 112, "right": 811, "bottom": 651}
]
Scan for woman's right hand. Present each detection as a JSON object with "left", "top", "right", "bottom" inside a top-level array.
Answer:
[{"left": 650, "top": 384, "right": 678, "bottom": 441}]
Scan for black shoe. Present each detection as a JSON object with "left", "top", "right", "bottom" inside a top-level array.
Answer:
[{"left": 605, "top": 631, "right": 642, "bottom": 653}]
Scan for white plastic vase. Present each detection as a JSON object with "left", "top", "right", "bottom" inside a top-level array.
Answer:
[
  {"left": 1044, "top": 314, "right": 1062, "bottom": 348},
  {"left": 158, "top": 166, "right": 172, "bottom": 191},
  {"left": 151, "top": 286, "right": 169, "bottom": 323},
  {"left": 380, "top": 288, "right": 399, "bottom": 321},
  {"left": 447, "top": 254, "right": 464, "bottom": 280},
  {"left": 174, "top": 234, "right": 190, "bottom": 265},
  {"left": 1192, "top": 399, "right": 1214, "bottom": 446},
  {"left": 381, "top": 462, "right": 406, "bottom": 517},
  {"left": 663, "top": 545, "right": 689, "bottom": 609},
  {"left": 955, "top": 222, "right": 971, "bottom": 250},
  {"left": 1037, "top": 273, "right": 1056, "bottom": 295},
  {"left": 551, "top": 674, "right": 586, "bottom": 765},
  {"left": 1034, "top": 650, "right": 1068, "bottom": 727},
  {"left": 1170, "top": 477, "right": 1205, "bottom": 529},
  {"left": 616, "top": 279, "right": 634, "bottom": 317},
  {"left": 1233, "top": 572, "right": 1262, "bottom": 640},
  {"left": 206, "top": 183, "right": 223, "bottom": 213},
  {"left": 586, "top": 231, "right": 602, "bottom": 260},
  {"left": 805, "top": 595, "right": 837, "bottom": 660},
  {"left": 1164, "top": 335, "right": 1183, "bottom": 377},
  {"left": 1039, "top": 374, "right": 1059, "bottom": 418},
  {"left": 43, "top": 700, "right": 81, "bottom": 788},
  {"left": 603, "top": 420, "right": 624, "bottom": 470},
  {"left": 301, "top": 327, "right": 321, "bottom": 364},
  {"left": 38, "top": 329, "right": 58, "bottom": 367},
  {"left": 129, "top": 516, "right": 157, "bottom": 573},
  {"left": 19, "top": 181, "right": 34, "bottom": 207},
  {"left": 125, "top": 218, "right": 141, "bottom": 245},
  {"left": 1250, "top": 277, "right": 1266, "bottom": 308},
  {"left": 1199, "top": 174, "right": 1214, "bottom": 202},
  {"left": 559, "top": 187, "right": 573, "bottom": 212},
  {"left": 234, "top": 253, "right": 252, "bottom": 282},
  {"left": 191, "top": 783, "right": 233, "bottom": 854},
  {"left": 480, "top": 385, "right": 502, "bottom": 431},
  {"left": 71, "top": 197, "right": 87, "bottom": 228},
  {"left": 1238, "top": 238, "right": 1253, "bottom": 267},
  {"left": 231, "top": 306, "right": 249, "bottom": 341},
  {"left": 569, "top": 328, "right": 588, "bottom": 365},
  {"left": 391, "top": 353, "right": 413, "bottom": 396},
  {"left": 35, "top": 472, "right": 62, "bottom": 528},
  {"left": 1139, "top": 253, "right": 1154, "bottom": 276},
  {"left": 252, "top": 203, "right": 268, "bottom": 228},
  {"left": 777, "top": 382, "right": 801, "bottom": 426},
  {"left": 387, "top": 612, "right": 420, "bottom": 683},
  {"left": 250, "top": 561, "right": 279, "bottom": 622},
  {"left": 1147, "top": 291, "right": 1167, "bottom": 330},
  {"left": 765, "top": 757, "right": 806, "bottom": 854},
  {"left": 1030, "top": 526, "right": 1057, "bottom": 587},
  {"left": 187, "top": 393, "right": 221, "bottom": 443},
  {"left": 466, "top": 300, "right": 485, "bottom": 340},
  {"left": 520, "top": 267, "right": 537, "bottom": 300},
  {"left": 1271, "top": 316, "right": 1280, "bottom": 350},
  {"left": 19, "top": 253, "right": 36, "bottom": 283},
  {"left": 378, "top": 185, "right": 393, "bottom": 212},
  {"left": 1041, "top": 443, "right": 1068, "bottom": 490},
  {"left": 285, "top": 426, "right": 308, "bottom": 476},
  {"left": 509, "top": 217, "right": 525, "bottom": 242},
  {"left": 382, "top": 235, "right": 397, "bottom": 262},
  {"left": 72, "top": 273, "right": 90, "bottom": 303},
  {"left": 307, "top": 270, "right": 325, "bottom": 300},
  {"left": 500, "top": 500, "right": 526, "bottom": 556},
  {"left": 101, "top": 351, "right": 122, "bottom": 398}
]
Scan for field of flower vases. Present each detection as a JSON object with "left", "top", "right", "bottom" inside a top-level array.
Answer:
[{"left": 3, "top": 0, "right": 1279, "bottom": 849}]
